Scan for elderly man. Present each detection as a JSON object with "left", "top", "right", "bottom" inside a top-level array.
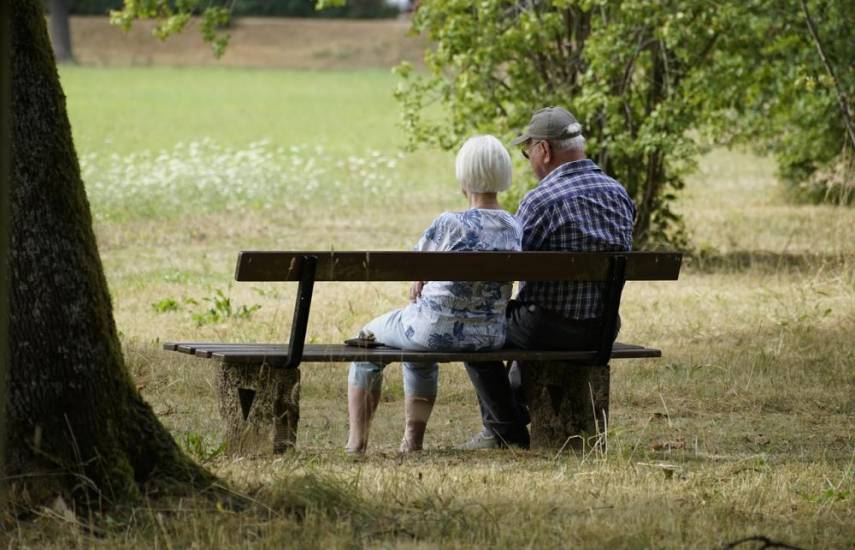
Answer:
[{"left": 459, "top": 106, "right": 637, "bottom": 450}]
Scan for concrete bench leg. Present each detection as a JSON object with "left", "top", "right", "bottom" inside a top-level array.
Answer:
[
  {"left": 216, "top": 362, "right": 300, "bottom": 455},
  {"left": 520, "top": 362, "right": 610, "bottom": 451}
]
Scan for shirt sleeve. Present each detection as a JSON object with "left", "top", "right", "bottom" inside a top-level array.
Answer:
[
  {"left": 517, "top": 199, "right": 553, "bottom": 251},
  {"left": 414, "top": 213, "right": 458, "bottom": 252},
  {"left": 512, "top": 217, "right": 524, "bottom": 251}
]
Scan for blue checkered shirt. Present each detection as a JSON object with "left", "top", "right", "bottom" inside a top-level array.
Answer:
[{"left": 516, "top": 159, "right": 636, "bottom": 320}]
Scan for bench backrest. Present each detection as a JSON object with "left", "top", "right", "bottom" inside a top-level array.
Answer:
[
  {"left": 232, "top": 250, "right": 682, "bottom": 370},
  {"left": 235, "top": 251, "right": 682, "bottom": 282}
]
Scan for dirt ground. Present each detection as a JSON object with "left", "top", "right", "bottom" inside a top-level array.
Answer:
[{"left": 66, "top": 16, "right": 427, "bottom": 69}]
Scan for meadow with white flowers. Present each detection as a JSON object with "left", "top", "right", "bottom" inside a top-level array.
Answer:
[
  {"left": 61, "top": 67, "right": 456, "bottom": 222},
  {"left": 80, "top": 139, "right": 413, "bottom": 220},
  {"left": 9, "top": 64, "right": 851, "bottom": 548}
]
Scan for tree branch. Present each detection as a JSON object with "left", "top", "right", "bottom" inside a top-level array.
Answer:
[
  {"left": 618, "top": 32, "right": 649, "bottom": 138},
  {"left": 800, "top": 0, "right": 855, "bottom": 151}
]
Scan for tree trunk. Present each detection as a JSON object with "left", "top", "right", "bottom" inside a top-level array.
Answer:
[
  {"left": 1, "top": 0, "right": 12, "bottom": 512},
  {"left": 520, "top": 362, "right": 610, "bottom": 451},
  {"left": 6, "top": 0, "right": 214, "bottom": 510},
  {"left": 47, "top": 0, "right": 74, "bottom": 63}
]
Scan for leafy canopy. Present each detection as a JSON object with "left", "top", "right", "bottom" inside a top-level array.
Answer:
[
  {"left": 395, "top": 0, "right": 746, "bottom": 248},
  {"left": 395, "top": 0, "right": 854, "bottom": 246},
  {"left": 110, "top": 0, "right": 232, "bottom": 57},
  {"left": 709, "top": 0, "right": 854, "bottom": 204}
]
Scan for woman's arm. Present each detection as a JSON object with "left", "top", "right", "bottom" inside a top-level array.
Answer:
[{"left": 410, "top": 213, "right": 457, "bottom": 300}]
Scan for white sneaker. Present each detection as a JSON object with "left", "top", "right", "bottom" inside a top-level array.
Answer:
[{"left": 456, "top": 428, "right": 500, "bottom": 450}]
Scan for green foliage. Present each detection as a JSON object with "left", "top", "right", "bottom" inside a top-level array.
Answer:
[
  {"left": 396, "top": 1, "right": 736, "bottom": 248},
  {"left": 110, "top": 0, "right": 231, "bottom": 58},
  {"left": 191, "top": 287, "right": 261, "bottom": 326},
  {"left": 154, "top": 292, "right": 269, "bottom": 324},
  {"left": 396, "top": 0, "right": 854, "bottom": 247},
  {"left": 104, "top": 0, "right": 398, "bottom": 53},
  {"left": 151, "top": 297, "right": 180, "bottom": 313},
  {"left": 705, "top": 0, "right": 854, "bottom": 205},
  {"left": 151, "top": 296, "right": 199, "bottom": 312},
  {"left": 800, "top": 487, "right": 851, "bottom": 503},
  {"left": 181, "top": 431, "right": 225, "bottom": 463}
]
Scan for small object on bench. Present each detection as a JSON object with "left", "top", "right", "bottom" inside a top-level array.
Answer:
[
  {"left": 345, "top": 329, "right": 383, "bottom": 348},
  {"left": 165, "top": 250, "right": 682, "bottom": 454},
  {"left": 344, "top": 338, "right": 386, "bottom": 349}
]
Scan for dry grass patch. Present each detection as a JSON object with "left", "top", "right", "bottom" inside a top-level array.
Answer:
[{"left": 24, "top": 148, "right": 844, "bottom": 548}]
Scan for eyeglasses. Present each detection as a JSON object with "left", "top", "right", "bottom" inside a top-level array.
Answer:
[{"left": 521, "top": 140, "right": 544, "bottom": 160}]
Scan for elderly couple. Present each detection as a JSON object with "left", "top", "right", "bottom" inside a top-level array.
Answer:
[{"left": 346, "top": 106, "right": 636, "bottom": 453}]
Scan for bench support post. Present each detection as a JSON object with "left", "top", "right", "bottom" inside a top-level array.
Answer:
[
  {"left": 285, "top": 255, "right": 318, "bottom": 370},
  {"left": 214, "top": 255, "right": 316, "bottom": 455},
  {"left": 217, "top": 362, "right": 301, "bottom": 455},
  {"left": 520, "top": 363, "right": 609, "bottom": 451},
  {"left": 596, "top": 255, "right": 627, "bottom": 365},
  {"left": 521, "top": 255, "right": 625, "bottom": 450}
]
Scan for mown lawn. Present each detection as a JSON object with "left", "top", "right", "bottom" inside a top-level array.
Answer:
[{"left": 7, "top": 65, "right": 853, "bottom": 549}]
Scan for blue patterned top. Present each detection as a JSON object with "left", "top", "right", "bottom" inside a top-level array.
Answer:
[
  {"left": 516, "top": 159, "right": 636, "bottom": 320},
  {"left": 400, "top": 209, "right": 522, "bottom": 351}
]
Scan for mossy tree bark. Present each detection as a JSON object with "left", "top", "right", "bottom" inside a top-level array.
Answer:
[
  {"left": 1, "top": 0, "right": 12, "bottom": 514},
  {"left": 6, "top": 0, "right": 215, "bottom": 509}
]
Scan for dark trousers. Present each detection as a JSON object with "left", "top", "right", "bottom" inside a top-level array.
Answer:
[{"left": 463, "top": 301, "right": 614, "bottom": 447}]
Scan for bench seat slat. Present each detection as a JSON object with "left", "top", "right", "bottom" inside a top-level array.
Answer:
[{"left": 164, "top": 342, "right": 660, "bottom": 365}]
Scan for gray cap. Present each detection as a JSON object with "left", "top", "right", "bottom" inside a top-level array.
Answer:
[{"left": 511, "top": 106, "right": 582, "bottom": 146}]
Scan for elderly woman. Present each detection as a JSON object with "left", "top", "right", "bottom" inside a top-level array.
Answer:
[{"left": 346, "top": 135, "right": 522, "bottom": 454}]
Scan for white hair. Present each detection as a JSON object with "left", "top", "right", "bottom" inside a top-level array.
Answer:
[
  {"left": 455, "top": 135, "right": 512, "bottom": 193},
  {"left": 549, "top": 123, "right": 586, "bottom": 152}
]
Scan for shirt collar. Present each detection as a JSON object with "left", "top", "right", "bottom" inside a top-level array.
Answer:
[{"left": 539, "top": 158, "right": 599, "bottom": 187}]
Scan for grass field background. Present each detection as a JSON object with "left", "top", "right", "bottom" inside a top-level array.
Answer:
[{"left": 6, "top": 20, "right": 854, "bottom": 548}]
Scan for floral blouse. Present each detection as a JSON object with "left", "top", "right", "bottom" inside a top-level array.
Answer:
[{"left": 400, "top": 208, "right": 522, "bottom": 351}]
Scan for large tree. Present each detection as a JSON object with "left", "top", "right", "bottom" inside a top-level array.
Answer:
[
  {"left": 2, "top": 0, "right": 12, "bottom": 516},
  {"left": 5, "top": 0, "right": 214, "bottom": 510}
]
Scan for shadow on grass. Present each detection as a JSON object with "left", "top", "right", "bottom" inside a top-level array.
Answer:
[{"left": 255, "top": 471, "right": 484, "bottom": 543}]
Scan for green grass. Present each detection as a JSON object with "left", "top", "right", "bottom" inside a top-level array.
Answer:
[
  {"left": 59, "top": 66, "right": 462, "bottom": 223},
  {"left": 60, "top": 66, "right": 412, "bottom": 153},
  {"left": 7, "top": 66, "right": 854, "bottom": 548},
  {"left": 60, "top": 66, "right": 463, "bottom": 223}
]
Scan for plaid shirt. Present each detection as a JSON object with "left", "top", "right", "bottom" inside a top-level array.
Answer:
[{"left": 516, "top": 159, "right": 636, "bottom": 320}]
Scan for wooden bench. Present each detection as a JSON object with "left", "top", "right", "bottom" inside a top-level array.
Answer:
[{"left": 165, "top": 250, "right": 682, "bottom": 453}]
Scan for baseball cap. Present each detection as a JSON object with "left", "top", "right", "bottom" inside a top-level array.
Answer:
[{"left": 511, "top": 107, "right": 582, "bottom": 146}]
